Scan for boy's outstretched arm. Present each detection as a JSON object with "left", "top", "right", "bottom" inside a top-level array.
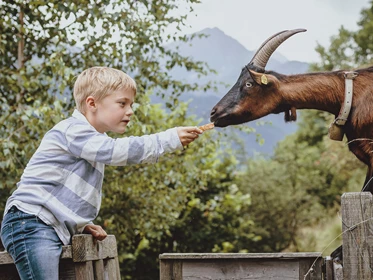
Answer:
[{"left": 177, "top": 127, "right": 203, "bottom": 146}]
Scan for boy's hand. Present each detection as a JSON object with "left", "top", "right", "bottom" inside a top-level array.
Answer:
[
  {"left": 83, "top": 224, "right": 108, "bottom": 241},
  {"left": 177, "top": 127, "right": 203, "bottom": 146}
]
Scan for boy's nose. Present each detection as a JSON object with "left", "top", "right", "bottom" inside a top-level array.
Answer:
[{"left": 127, "top": 108, "right": 134, "bottom": 116}]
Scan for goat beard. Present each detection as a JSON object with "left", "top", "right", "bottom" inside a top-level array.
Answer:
[{"left": 284, "top": 107, "right": 297, "bottom": 122}]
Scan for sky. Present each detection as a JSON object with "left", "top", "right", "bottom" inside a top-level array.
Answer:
[{"left": 179, "top": 0, "right": 371, "bottom": 63}]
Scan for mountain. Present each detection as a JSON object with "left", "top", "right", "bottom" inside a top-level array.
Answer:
[{"left": 160, "top": 27, "right": 310, "bottom": 156}]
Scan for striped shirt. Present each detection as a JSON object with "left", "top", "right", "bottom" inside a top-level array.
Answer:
[{"left": 4, "top": 109, "right": 183, "bottom": 245}]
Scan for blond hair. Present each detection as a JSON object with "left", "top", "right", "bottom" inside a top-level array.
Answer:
[{"left": 73, "top": 67, "right": 137, "bottom": 113}]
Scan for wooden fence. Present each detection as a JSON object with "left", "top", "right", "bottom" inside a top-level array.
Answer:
[
  {"left": 0, "top": 234, "right": 120, "bottom": 280},
  {"left": 159, "top": 192, "right": 373, "bottom": 280},
  {"left": 1, "top": 192, "right": 372, "bottom": 280}
]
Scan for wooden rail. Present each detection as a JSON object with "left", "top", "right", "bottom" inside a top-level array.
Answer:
[
  {"left": 0, "top": 234, "right": 120, "bottom": 280},
  {"left": 159, "top": 252, "right": 323, "bottom": 279}
]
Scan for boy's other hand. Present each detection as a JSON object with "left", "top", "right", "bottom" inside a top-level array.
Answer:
[
  {"left": 177, "top": 127, "right": 203, "bottom": 146},
  {"left": 83, "top": 224, "right": 108, "bottom": 241}
]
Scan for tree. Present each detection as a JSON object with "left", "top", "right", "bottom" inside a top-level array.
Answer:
[
  {"left": 311, "top": 3, "right": 373, "bottom": 71},
  {"left": 310, "top": 26, "right": 357, "bottom": 71},
  {"left": 236, "top": 110, "right": 365, "bottom": 253},
  {"left": 0, "top": 1, "right": 258, "bottom": 279},
  {"left": 237, "top": 134, "right": 327, "bottom": 252}
]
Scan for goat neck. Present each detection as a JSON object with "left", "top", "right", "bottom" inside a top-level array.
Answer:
[{"left": 279, "top": 71, "right": 352, "bottom": 116}]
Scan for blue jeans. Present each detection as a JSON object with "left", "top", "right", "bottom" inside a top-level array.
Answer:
[{"left": 1, "top": 206, "right": 63, "bottom": 280}]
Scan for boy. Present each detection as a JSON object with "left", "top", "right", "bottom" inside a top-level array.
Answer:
[{"left": 1, "top": 66, "right": 203, "bottom": 280}]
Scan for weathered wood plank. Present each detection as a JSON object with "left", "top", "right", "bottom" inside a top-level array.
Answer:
[
  {"left": 342, "top": 192, "right": 373, "bottom": 279},
  {"left": 62, "top": 246, "right": 72, "bottom": 259},
  {"left": 72, "top": 235, "right": 118, "bottom": 262},
  {"left": 323, "top": 257, "right": 334, "bottom": 280},
  {"left": 0, "top": 251, "right": 14, "bottom": 265},
  {"left": 182, "top": 259, "right": 299, "bottom": 280},
  {"left": 93, "top": 259, "right": 104, "bottom": 280},
  {"left": 173, "top": 261, "right": 183, "bottom": 280},
  {"left": 114, "top": 257, "right": 121, "bottom": 280},
  {"left": 159, "top": 260, "right": 183, "bottom": 280},
  {"left": 160, "top": 259, "right": 173, "bottom": 280},
  {"left": 74, "top": 261, "right": 94, "bottom": 280},
  {"left": 115, "top": 257, "right": 121, "bottom": 280},
  {"left": 333, "top": 262, "right": 343, "bottom": 280},
  {"left": 299, "top": 257, "right": 322, "bottom": 280},
  {"left": 105, "top": 258, "right": 120, "bottom": 280},
  {"left": 59, "top": 259, "right": 76, "bottom": 280},
  {"left": 159, "top": 252, "right": 321, "bottom": 260}
]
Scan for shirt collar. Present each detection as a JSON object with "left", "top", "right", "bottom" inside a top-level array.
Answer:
[
  {"left": 72, "top": 109, "right": 107, "bottom": 135},
  {"left": 72, "top": 109, "right": 90, "bottom": 123}
]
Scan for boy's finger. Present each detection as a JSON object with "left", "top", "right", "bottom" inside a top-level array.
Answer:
[
  {"left": 186, "top": 127, "right": 202, "bottom": 133},
  {"left": 187, "top": 133, "right": 198, "bottom": 138}
]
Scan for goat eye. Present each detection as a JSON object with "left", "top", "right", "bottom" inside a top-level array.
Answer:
[{"left": 245, "top": 82, "right": 252, "bottom": 88}]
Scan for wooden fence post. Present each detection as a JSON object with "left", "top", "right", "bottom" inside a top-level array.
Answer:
[
  {"left": 72, "top": 234, "right": 121, "bottom": 280},
  {"left": 342, "top": 192, "right": 373, "bottom": 279}
]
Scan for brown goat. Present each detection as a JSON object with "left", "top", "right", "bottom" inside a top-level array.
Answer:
[
  {"left": 210, "top": 29, "right": 373, "bottom": 262},
  {"left": 210, "top": 29, "right": 373, "bottom": 192}
]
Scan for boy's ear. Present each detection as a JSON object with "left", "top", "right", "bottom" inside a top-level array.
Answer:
[
  {"left": 85, "top": 96, "right": 97, "bottom": 111},
  {"left": 248, "top": 69, "right": 278, "bottom": 86}
]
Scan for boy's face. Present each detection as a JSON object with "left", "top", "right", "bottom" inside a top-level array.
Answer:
[{"left": 91, "top": 88, "right": 135, "bottom": 134}]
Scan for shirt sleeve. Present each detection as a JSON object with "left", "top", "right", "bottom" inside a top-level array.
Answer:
[
  {"left": 64, "top": 122, "right": 183, "bottom": 166},
  {"left": 79, "top": 222, "right": 94, "bottom": 234}
]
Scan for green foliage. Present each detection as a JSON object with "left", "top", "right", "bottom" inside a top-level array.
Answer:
[
  {"left": 295, "top": 110, "right": 330, "bottom": 147},
  {"left": 237, "top": 137, "right": 324, "bottom": 252},
  {"left": 236, "top": 110, "right": 365, "bottom": 252},
  {"left": 0, "top": 1, "right": 258, "bottom": 279},
  {"left": 354, "top": 4, "right": 373, "bottom": 66},
  {"left": 310, "top": 26, "right": 357, "bottom": 71}
]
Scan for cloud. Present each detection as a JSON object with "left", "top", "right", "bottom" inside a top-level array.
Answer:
[{"left": 181, "top": 0, "right": 370, "bottom": 63}]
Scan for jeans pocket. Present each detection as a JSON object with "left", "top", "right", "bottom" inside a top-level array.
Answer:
[
  {"left": 0, "top": 223, "right": 13, "bottom": 254},
  {"left": 0, "top": 221, "right": 8, "bottom": 235}
]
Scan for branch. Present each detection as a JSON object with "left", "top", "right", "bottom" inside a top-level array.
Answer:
[{"left": 17, "top": 4, "right": 25, "bottom": 103}]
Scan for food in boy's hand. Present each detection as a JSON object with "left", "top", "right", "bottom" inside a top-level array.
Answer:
[{"left": 199, "top": 122, "right": 215, "bottom": 132}]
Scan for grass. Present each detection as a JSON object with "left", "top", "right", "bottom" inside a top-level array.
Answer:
[{"left": 294, "top": 213, "right": 343, "bottom": 256}]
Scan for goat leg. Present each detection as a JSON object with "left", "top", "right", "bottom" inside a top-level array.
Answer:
[{"left": 284, "top": 110, "right": 291, "bottom": 122}]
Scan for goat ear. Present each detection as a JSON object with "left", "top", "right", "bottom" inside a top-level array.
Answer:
[{"left": 248, "top": 69, "right": 276, "bottom": 86}]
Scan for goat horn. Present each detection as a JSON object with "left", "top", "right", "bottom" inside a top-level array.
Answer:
[{"left": 249, "top": 29, "right": 307, "bottom": 71}]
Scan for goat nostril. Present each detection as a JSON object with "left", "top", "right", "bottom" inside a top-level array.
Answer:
[{"left": 210, "top": 108, "right": 216, "bottom": 116}]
